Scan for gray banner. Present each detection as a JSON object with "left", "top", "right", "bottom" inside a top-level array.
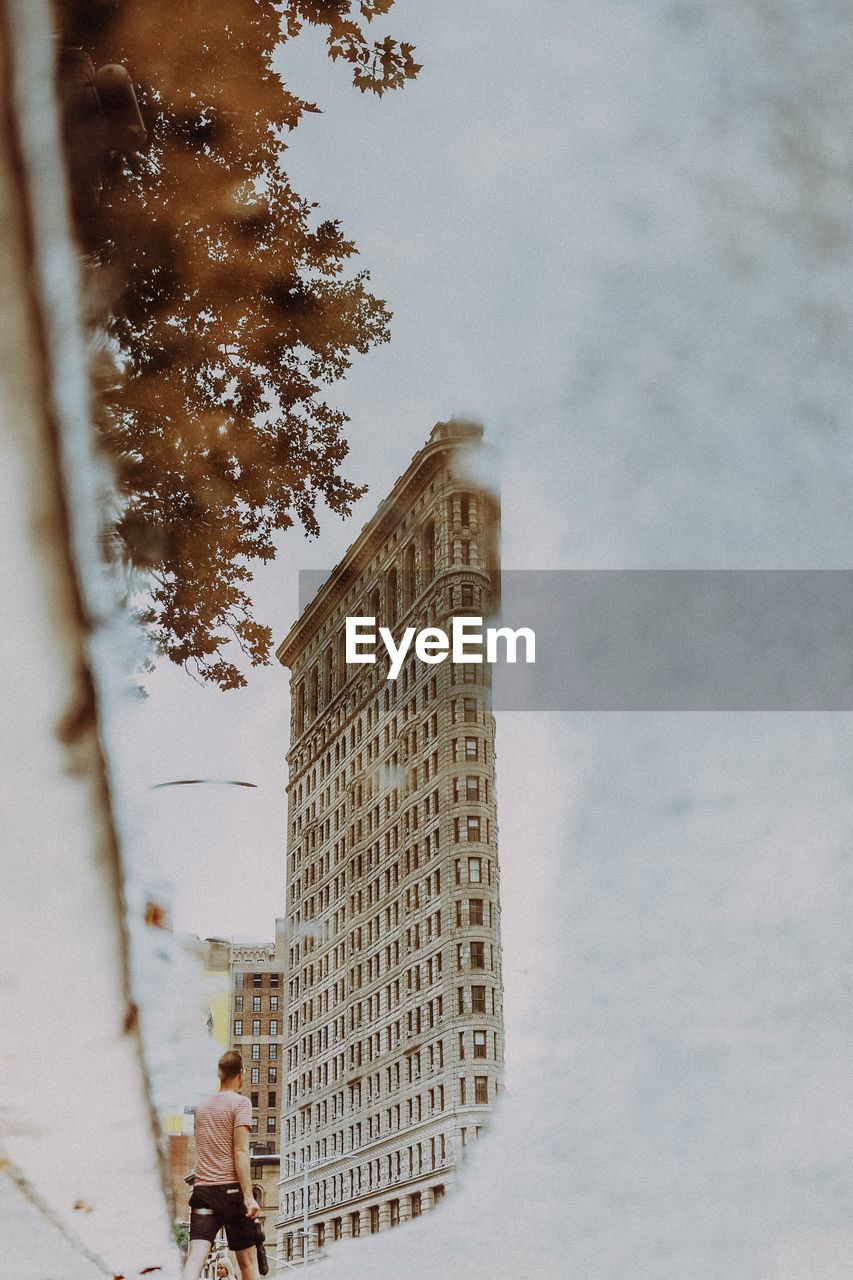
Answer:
[
  {"left": 297, "top": 571, "right": 853, "bottom": 710},
  {"left": 492, "top": 571, "right": 853, "bottom": 710}
]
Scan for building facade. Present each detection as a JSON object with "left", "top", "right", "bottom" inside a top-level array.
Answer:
[
  {"left": 275, "top": 422, "right": 504, "bottom": 1263},
  {"left": 202, "top": 930, "right": 287, "bottom": 1245}
]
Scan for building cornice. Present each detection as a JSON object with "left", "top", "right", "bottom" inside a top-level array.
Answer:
[{"left": 275, "top": 421, "right": 483, "bottom": 669}]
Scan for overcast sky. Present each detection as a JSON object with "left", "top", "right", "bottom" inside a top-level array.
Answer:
[
  {"left": 120, "top": 0, "right": 853, "bottom": 935},
  {"left": 113, "top": 4, "right": 853, "bottom": 1275}
]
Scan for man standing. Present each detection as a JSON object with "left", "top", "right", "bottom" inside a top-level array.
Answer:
[{"left": 183, "top": 1051, "right": 261, "bottom": 1280}]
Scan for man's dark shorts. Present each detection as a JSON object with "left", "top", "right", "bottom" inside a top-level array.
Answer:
[{"left": 189, "top": 1183, "right": 256, "bottom": 1252}]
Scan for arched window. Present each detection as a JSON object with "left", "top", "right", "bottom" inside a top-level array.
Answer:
[
  {"left": 253, "top": 1184, "right": 264, "bottom": 1206},
  {"left": 323, "top": 647, "right": 333, "bottom": 706},
  {"left": 403, "top": 543, "right": 416, "bottom": 611},
  {"left": 385, "top": 566, "right": 398, "bottom": 626},
  {"left": 296, "top": 681, "right": 306, "bottom": 735},
  {"left": 338, "top": 630, "right": 347, "bottom": 689},
  {"left": 422, "top": 521, "right": 436, "bottom": 583},
  {"left": 369, "top": 586, "right": 382, "bottom": 627},
  {"left": 309, "top": 666, "right": 319, "bottom": 722},
  {"left": 459, "top": 492, "right": 471, "bottom": 526}
]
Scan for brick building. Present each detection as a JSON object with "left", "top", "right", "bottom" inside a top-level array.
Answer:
[
  {"left": 275, "top": 421, "right": 504, "bottom": 1263},
  {"left": 194, "top": 931, "right": 287, "bottom": 1245}
]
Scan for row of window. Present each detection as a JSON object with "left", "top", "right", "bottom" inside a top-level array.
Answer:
[
  {"left": 234, "top": 972, "right": 280, "bottom": 989},
  {"left": 457, "top": 1029, "right": 499, "bottom": 1060},
  {"left": 294, "top": 496, "right": 482, "bottom": 733},
  {"left": 249, "top": 1114, "right": 276, "bottom": 1134},
  {"left": 287, "top": 1086, "right": 450, "bottom": 1152},
  {"left": 292, "top": 664, "right": 442, "bottom": 787},
  {"left": 291, "top": 667, "right": 492, "bottom": 839},
  {"left": 289, "top": 931, "right": 498, "bottom": 1046},
  {"left": 287, "top": 986, "right": 500, "bottom": 1099},
  {"left": 248, "top": 1089, "right": 276, "bottom": 1109},
  {"left": 287, "top": 1054, "right": 496, "bottom": 1148},
  {"left": 281, "top": 1184, "right": 448, "bottom": 1255},
  {"left": 233, "top": 1018, "right": 279, "bottom": 1037},
  {"left": 289, "top": 723, "right": 488, "bottom": 880},
  {"left": 290, "top": 936, "right": 499, "bottom": 1054},
  {"left": 247, "top": 1066, "right": 277, "bottom": 1085},
  {"left": 287, "top": 1036, "right": 450, "bottom": 1127},
  {"left": 234, "top": 994, "right": 279, "bottom": 1012},
  {"left": 284, "top": 1125, "right": 456, "bottom": 1219},
  {"left": 241, "top": 1043, "right": 278, "bottom": 1065}
]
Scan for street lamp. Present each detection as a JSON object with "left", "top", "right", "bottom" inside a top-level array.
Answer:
[{"left": 283, "top": 1151, "right": 313, "bottom": 1267}]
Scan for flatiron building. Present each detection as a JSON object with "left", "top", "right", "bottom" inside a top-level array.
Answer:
[{"left": 275, "top": 421, "right": 504, "bottom": 1262}]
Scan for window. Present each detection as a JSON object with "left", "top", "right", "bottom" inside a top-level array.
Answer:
[
  {"left": 457, "top": 986, "right": 464, "bottom": 1015},
  {"left": 268, "top": 1066, "right": 277, "bottom": 1083},
  {"left": 386, "top": 566, "right": 398, "bottom": 626},
  {"left": 473, "top": 1030, "right": 487, "bottom": 1059},
  {"left": 468, "top": 857, "right": 482, "bottom": 883},
  {"left": 251, "top": 1044, "right": 260, "bottom": 1060},
  {"left": 251, "top": 1091, "right": 259, "bottom": 1107},
  {"left": 351, "top": 1211, "right": 360, "bottom": 1238},
  {"left": 233, "top": 1019, "right": 243, "bottom": 1036},
  {"left": 250, "top": 1115, "right": 258, "bottom": 1133},
  {"left": 234, "top": 995, "right": 244, "bottom": 1012},
  {"left": 333, "top": 1218, "right": 342, "bottom": 1241},
  {"left": 269, "top": 1019, "right": 279, "bottom": 1035},
  {"left": 252, "top": 996, "right": 261, "bottom": 1012},
  {"left": 464, "top": 736, "right": 478, "bottom": 760},
  {"left": 459, "top": 1077, "right": 466, "bottom": 1105},
  {"left": 403, "top": 543, "right": 416, "bottom": 610},
  {"left": 253, "top": 973, "right": 263, "bottom": 988},
  {"left": 461, "top": 584, "right": 475, "bottom": 607},
  {"left": 389, "top": 1199, "right": 400, "bottom": 1227},
  {"left": 475, "top": 1075, "right": 489, "bottom": 1104},
  {"left": 410, "top": 1192, "right": 422, "bottom": 1218},
  {"left": 252, "top": 1019, "right": 261, "bottom": 1035},
  {"left": 270, "top": 973, "right": 280, "bottom": 988},
  {"left": 270, "top": 995, "right": 279, "bottom": 1011},
  {"left": 269, "top": 1043, "right": 278, "bottom": 1060},
  {"left": 469, "top": 898, "right": 484, "bottom": 925},
  {"left": 251, "top": 1067, "right": 260, "bottom": 1084},
  {"left": 471, "top": 985, "right": 486, "bottom": 1013},
  {"left": 466, "top": 815, "right": 481, "bottom": 842},
  {"left": 465, "top": 776, "right": 479, "bottom": 801},
  {"left": 370, "top": 1205, "right": 380, "bottom": 1234},
  {"left": 267, "top": 1116, "right": 276, "bottom": 1132},
  {"left": 463, "top": 697, "right": 477, "bottom": 723},
  {"left": 268, "top": 1091, "right": 277, "bottom": 1108},
  {"left": 470, "top": 941, "right": 485, "bottom": 969},
  {"left": 458, "top": 1031, "right": 465, "bottom": 1060}
]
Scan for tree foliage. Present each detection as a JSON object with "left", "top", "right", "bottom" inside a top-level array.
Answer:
[{"left": 59, "top": 0, "right": 420, "bottom": 688}]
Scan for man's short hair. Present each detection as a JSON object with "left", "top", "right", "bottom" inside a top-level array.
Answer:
[{"left": 218, "top": 1050, "right": 243, "bottom": 1082}]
